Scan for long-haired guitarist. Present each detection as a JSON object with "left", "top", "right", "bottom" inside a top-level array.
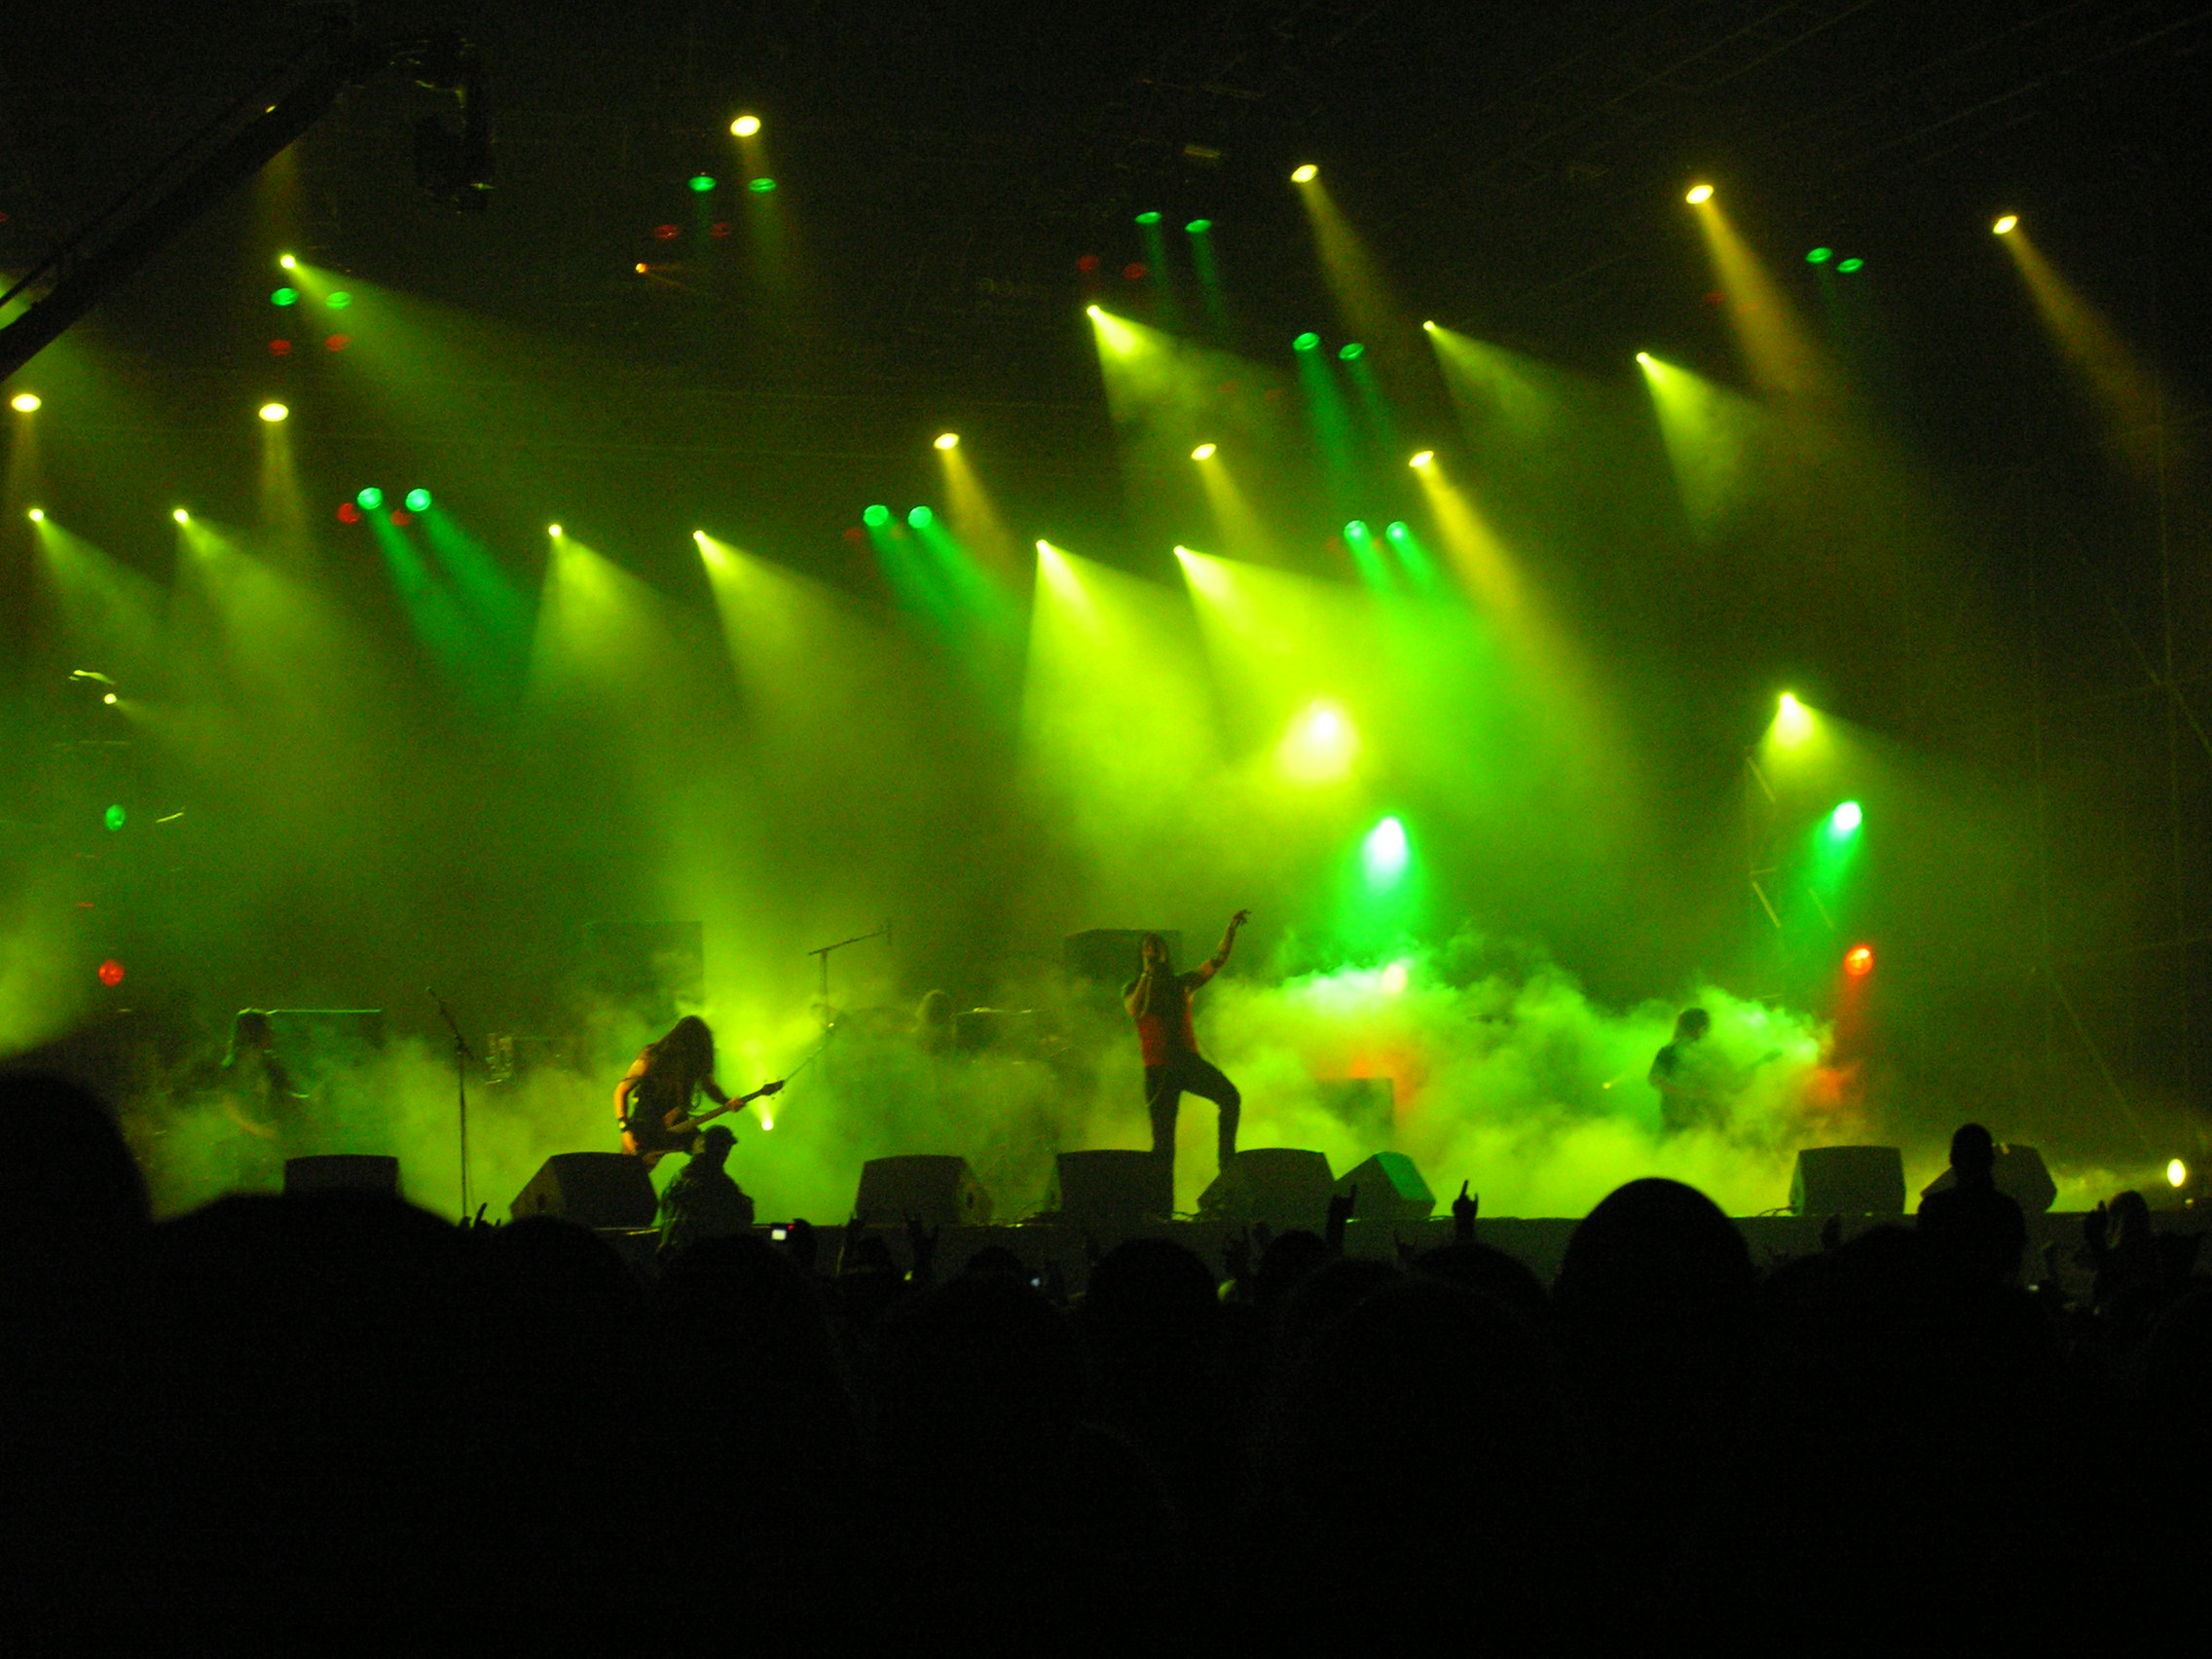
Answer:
[{"left": 615, "top": 1014, "right": 783, "bottom": 1167}]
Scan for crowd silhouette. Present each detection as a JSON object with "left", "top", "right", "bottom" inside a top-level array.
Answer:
[{"left": 2, "top": 1069, "right": 2205, "bottom": 1654}]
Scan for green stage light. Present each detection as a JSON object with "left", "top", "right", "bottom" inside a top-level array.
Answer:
[
  {"left": 1829, "top": 800, "right": 1862, "bottom": 835},
  {"left": 1134, "top": 210, "right": 1161, "bottom": 224},
  {"left": 1837, "top": 257, "right": 1863, "bottom": 272},
  {"left": 103, "top": 805, "right": 126, "bottom": 831},
  {"left": 1345, "top": 520, "right": 1370, "bottom": 539},
  {"left": 689, "top": 174, "right": 716, "bottom": 192},
  {"left": 405, "top": 488, "right": 432, "bottom": 512},
  {"left": 863, "top": 504, "right": 891, "bottom": 528},
  {"left": 356, "top": 487, "right": 384, "bottom": 511},
  {"left": 1185, "top": 218, "right": 1211, "bottom": 233},
  {"left": 326, "top": 291, "right": 351, "bottom": 309},
  {"left": 748, "top": 177, "right": 776, "bottom": 193},
  {"left": 1362, "top": 816, "right": 1409, "bottom": 885},
  {"left": 1807, "top": 247, "right": 1832, "bottom": 264},
  {"left": 1339, "top": 342, "right": 1364, "bottom": 360},
  {"left": 907, "top": 505, "right": 934, "bottom": 529},
  {"left": 1384, "top": 521, "right": 1408, "bottom": 540},
  {"left": 271, "top": 287, "right": 299, "bottom": 306},
  {"left": 731, "top": 114, "right": 761, "bottom": 136},
  {"left": 1293, "top": 331, "right": 1320, "bottom": 351}
]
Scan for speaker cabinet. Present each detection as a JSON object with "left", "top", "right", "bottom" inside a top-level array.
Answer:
[
  {"left": 1920, "top": 1144, "right": 2058, "bottom": 1214},
  {"left": 854, "top": 1155, "right": 993, "bottom": 1229},
  {"left": 284, "top": 1155, "right": 399, "bottom": 1200},
  {"left": 1790, "top": 1146, "right": 1906, "bottom": 1215},
  {"left": 1051, "top": 1150, "right": 1171, "bottom": 1227},
  {"left": 511, "top": 1152, "right": 659, "bottom": 1228},
  {"left": 1334, "top": 1151, "right": 1435, "bottom": 1222},
  {"left": 1199, "top": 1148, "right": 1335, "bottom": 1230}
]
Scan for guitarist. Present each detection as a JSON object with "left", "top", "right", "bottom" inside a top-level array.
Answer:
[
  {"left": 615, "top": 1014, "right": 783, "bottom": 1167},
  {"left": 1648, "top": 1006, "right": 1779, "bottom": 1135}
]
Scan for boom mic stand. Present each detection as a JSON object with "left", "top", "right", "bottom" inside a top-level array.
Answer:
[
  {"left": 805, "top": 921, "right": 892, "bottom": 1035},
  {"left": 426, "top": 987, "right": 476, "bottom": 1219}
]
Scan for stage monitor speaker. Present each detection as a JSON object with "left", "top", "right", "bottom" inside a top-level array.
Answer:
[
  {"left": 1335, "top": 1151, "right": 1434, "bottom": 1222},
  {"left": 1062, "top": 929, "right": 1182, "bottom": 986},
  {"left": 1199, "top": 1148, "right": 1335, "bottom": 1231},
  {"left": 1920, "top": 1144, "right": 2058, "bottom": 1214},
  {"left": 1790, "top": 1146, "right": 1906, "bottom": 1215},
  {"left": 284, "top": 1155, "right": 399, "bottom": 1200},
  {"left": 512, "top": 1153, "right": 659, "bottom": 1228},
  {"left": 1051, "top": 1151, "right": 1171, "bottom": 1227},
  {"left": 855, "top": 1155, "right": 993, "bottom": 1229}
]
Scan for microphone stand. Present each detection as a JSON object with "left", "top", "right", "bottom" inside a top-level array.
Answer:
[
  {"left": 427, "top": 988, "right": 476, "bottom": 1219},
  {"left": 805, "top": 921, "right": 891, "bottom": 1036}
]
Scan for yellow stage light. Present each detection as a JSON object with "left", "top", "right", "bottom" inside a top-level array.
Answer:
[
  {"left": 934, "top": 431, "right": 959, "bottom": 450},
  {"left": 27, "top": 507, "right": 44, "bottom": 522},
  {"left": 1635, "top": 350, "right": 1653, "bottom": 365},
  {"left": 171, "top": 508, "right": 189, "bottom": 524},
  {"left": 547, "top": 524, "right": 564, "bottom": 537},
  {"left": 731, "top": 114, "right": 761, "bottom": 137},
  {"left": 1993, "top": 214, "right": 2018, "bottom": 236},
  {"left": 1774, "top": 692, "right": 1815, "bottom": 747},
  {"left": 2169, "top": 1158, "right": 2189, "bottom": 1188},
  {"left": 1409, "top": 450, "right": 1434, "bottom": 469},
  {"left": 1191, "top": 442, "right": 1216, "bottom": 461},
  {"left": 1291, "top": 164, "right": 1318, "bottom": 183},
  {"left": 258, "top": 402, "right": 288, "bottom": 423},
  {"left": 1085, "top": 304, "right": 1102, "bottom": 317},
  {"left": 1686, "top": 183, "right": 1714, "bottom": 204},
  {"left": 278, "top": 254, "right": 297, "bottom": 270},
  {"left": 10, "top": 392, "right": 40, "bottom": 413}
]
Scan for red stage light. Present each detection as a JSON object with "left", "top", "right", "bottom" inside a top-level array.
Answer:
[
  {"left": 97, "top": 959, "right": 125, "bottom": 987},
  {"left": 1844, "top": 944, "right": 1874, "bottom": 977},
  {"left": 324, "top": 334, "right": 350, "bottom": 351},
  {"left": 710, "top": 221, "right": 731, "bottom": 238},
  {"left": 337, "top": 501, "right": 361, "bottom": 523},
  {"left": 1122, "top": 262, "right": 1147, "bottom": 280},
  {"left": 268, "top": 339, "right": 292, "bottom": 355},
  {"left": 1076, "top": 254, "right": 1100, "bottom": 273},
  {"left": 652, "top": 224, "right": 680, "bottom": 240},
  {"left": 390, "top": 509, "right": 412, "bottom": 526}
]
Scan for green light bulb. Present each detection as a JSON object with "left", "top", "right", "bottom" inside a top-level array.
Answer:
[
  {"left": 862, "top": 504, "right": 891, "bottom": 528},
  {"left": 272, "top": 287, "right": 299, "bottom": 306},
  {"left": 1384, "top": 521, "right": 1409, "bottom": 540},
  {"left": 405, "top": 488, "right": 431, "bottom": 512},
  {"left": 1185, "top": 218, "right": 1211, "bottom": 233},
  {"left": 689, "top": 174, "right": 716, "bottom": 192},
  {"left": 1133, "top": 210, "right": 1161, "bottom": 225},
  {"left": 326, "top": 291, "right": 351, "bottom": 309},
  {"left": 1806, "top": 247, "right": 1832, "bottom": 265},
  {"left": 1837, "top": 257, "right": 1863, "bottom": 273},
  {"left": 1293, "top": 332, "right": 1320, "bottom": 351},
  {"left": 1339, "top": 342, "right": 1365, "bottom": 360},
  {"left": 1345, "top": 520, "right": 1370, "bottom": 540},
  {"left": 907, "top": 505, "right": 934, "bottom": 529},
  {"left": 103, "top": 804, "right": 127, "bottom": 832},
  {"left": 748, "top": 177, "right": 776, "bottom": 193},
  {"left": 356, "top": 487, "right": 384, "bottom": 511}
]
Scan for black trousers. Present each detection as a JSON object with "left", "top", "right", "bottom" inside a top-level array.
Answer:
[{"left": 1145, "top": 1051, "right": 1241, "bottom": 1173}]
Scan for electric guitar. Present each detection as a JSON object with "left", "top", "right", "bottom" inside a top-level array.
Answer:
[{"left": 620, "top": 1079, "right": 785, "bottom": 1161}]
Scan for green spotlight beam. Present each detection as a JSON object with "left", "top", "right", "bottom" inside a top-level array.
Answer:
[
  {"left": 1186, "top": 218, "right": 1228, "bottom": 332},
  {"left": 1296, "top": 338, "right": 1358, "bottom": 515}
]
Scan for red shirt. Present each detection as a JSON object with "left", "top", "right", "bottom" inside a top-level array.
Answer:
[{"left": 1125, "top": 960, "right": 1219, "bottom": 1065}]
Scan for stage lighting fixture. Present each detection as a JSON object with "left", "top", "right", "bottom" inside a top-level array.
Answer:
[
  {"left": 1363, "top": 816, "right": 1410, "bottom": 884},
  {"left": 323, "top": 335, "right": 350, "bottom": 352},
  {"left": 748, "top": 177, "right": 776, "bottom": 193},
  {"left": 1345, "top": 520, "right": 1370, "bottom": 539},
  {"left": 934, "top": 432, "right": 959, "bottom": 450},
  {"left": 1381, "top": 961, "right": 1409, "bottom": 995},
  {"left": 104, "top": 805, "right": 126, "bottom": 831},
  {"left": 27, "top": 507, "right": 44, "bottom": 522},
  {"left": 863, "top": 504, "right": 891, "bottom": 528},
  {"left": 1384, "top": 521, "right": 1408, "bottom": 540},
  {"left": 272, "top": 287, "right": 299, "bottom": 306},
  {"left": 337, "top": 502, "right": 360, "bottom": 524},
  {"left": 97, "top": 960, "right": 126, "bottom": 987},
  {"left": 1339, "top": 342, "right": 1364, "bottom": 360},
  {"left": 1186, "top": 218, "right": 1211, "bottom": 233},
  {"left": 9, "top": 392, "right": 39, "bottom": 412},
  {"left": 1134, "top": 210, "right": 1161, "bottom": 224},
  {"left": 1685, "top": 183, "right": 1714, "bottom": 203},
  {"left": 326, "top": 292, "right": 351, "bottom": 309},
  {"left": 1844, "top": 944, "right": 1874, "bottom": 977},
  {"left": 1422, "top": 320, "right": 1436, "bottom": 330},
  {"left": 2169, "top": 1159, "right": 2189, "bottom": 1189},
  {"left": 1774, "top": 692, "right": 1814, "bottom": 747},
  {"left": 689, "top": 174, "right": 716, "bottom": 192},
  {"left": 1409, "top": 451, "right": 1434, "bottom": 469},
  {"left": 907, "top": 506, "right": 934, "bottom": 529},
  {"left": 1993, "top": 214, "right": 2018, "bottom": 236},
  {"left": 547, "top": 524, "right": 564, "bottom": 537},
  {"left": 171, "top": 508, "right": 189, "bottom": 524},
  {"left": 102, "top": 693, "right": 117, "bottom": 706},
  {"left": 356, "top": 487, "right": 384, "bottom": 511},
  {"left": 1829, "top": 800, "right": 1862, "bottom": 835},
  {"left": 278, "top": 254, "right": 297, "bottom": 270},
  {"left": 1291, "top": 164, "right": 1318, "bottom": 183},
  {"left": 1191, "top": 442, "right": 1216, "bottom": 461},
  {"left": 269, "top": 340, "right": 291, "bottom": 354},
  {"left": 1837, "top": 258, "right": 1863, "bottom": 273},
  {"left": 258, "top": 402, "right": 288, "bottom": 423},
  {"left": 1086, "top": 304, "right": 1103, "bottom": 318},
  {"left": 731, "top": 114, "right": 761, "bottom": 136},
  {"left": 1293, "top": 332, "right": 1320, "bottom": 351},
  {"left": 405, "top": 489, "right": 432, "bottom": 512},
  {"left": 1636, "top": 350, "right": 1654, "bottom": 364},
  {"left": 1806, "top": 247, "right": 1832, "bottom": 264}
]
